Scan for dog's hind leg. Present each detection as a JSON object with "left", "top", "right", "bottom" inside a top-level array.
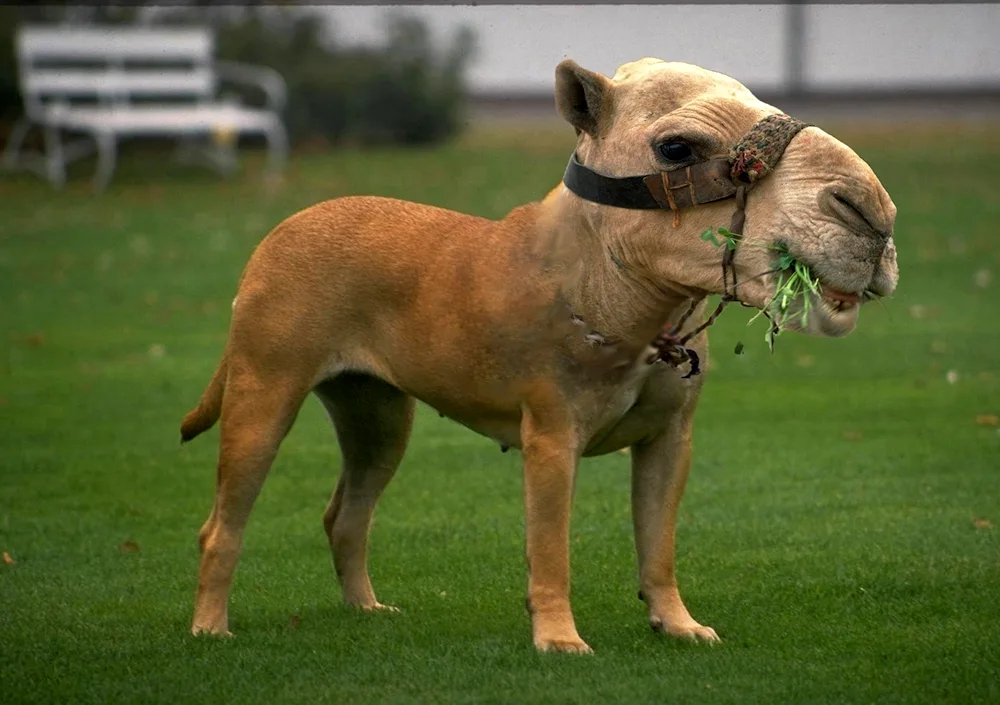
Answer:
[
  {"left": 315, "top": 373, "right": 415, "bottom": 611},
  {"left": 191, "top": 366, "right": 311, "bottom": 636}
]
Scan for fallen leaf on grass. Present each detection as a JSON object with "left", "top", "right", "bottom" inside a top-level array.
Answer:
[
  {"left": 2, "top": 551, "right": 15, "bottom": 565},
  {"left": 129, "top": 235, "right": 152, "bottom": 258},
  {"left": 119, "top": 540, "right": 140, "bottom": 552},
  {"left": 26, "top": 332, "right": 45, "bottom": 347},
  {"left": 842, "top": 431, "right": 863, "bottom": 441},
  {"left": 976, "top": 415, "right": 999, "bottom": 427},
  {"left": 96, "top": 251, "right": 115, "bottom": 273},
  {"left": 288, "top": 615, "right": 301, "bottom": 630},
  {"left": 974, "top": 519, "right": 993, "bottom": 530}
]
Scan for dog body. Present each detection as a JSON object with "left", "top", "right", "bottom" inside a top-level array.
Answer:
[
  {"left": 182, "top": 58, "right": 898, "bottom": 653},
  {"left": 214, "top": 196, "right": 700, "bottom": 451}
]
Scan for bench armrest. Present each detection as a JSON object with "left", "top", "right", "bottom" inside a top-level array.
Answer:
[{"left": 214, "top": 60, "right": 287, "bottom": 113}]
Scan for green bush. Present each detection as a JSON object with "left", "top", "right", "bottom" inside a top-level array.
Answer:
[{"left": 0, "top": 7, "right": 477, "bottom": 148}]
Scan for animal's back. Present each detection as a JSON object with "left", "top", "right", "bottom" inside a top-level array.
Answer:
[{"left": 224, "top": 195, "right": 554, "bottom": 412}]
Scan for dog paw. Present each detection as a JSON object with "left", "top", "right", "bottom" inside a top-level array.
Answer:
[
  {"left": 650, "top": 617, "right": 720, "bottom": 643},
  {"left": 357, "top": 601, "right": 400, "bottom": 614},
  {"left": 535, "top": 637, "right": 594, "bottom": 654},
  {"left": 191, "top": 624, "right": 233, "bottom": 638}
]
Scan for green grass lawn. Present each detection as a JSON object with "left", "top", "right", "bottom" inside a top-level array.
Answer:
[{"left": 1, "top": 123, "right": 999, "bottom": 704}]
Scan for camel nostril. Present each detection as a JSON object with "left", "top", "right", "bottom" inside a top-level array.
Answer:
[
  {"left": 825, "top": 190, "right": 890, "bottom": 242},
  {"left": 833, "top": 193, "right": 870, "bottom": 228},
  {"left": 833, "top": 193, "right": 860, "bottom": 215}
]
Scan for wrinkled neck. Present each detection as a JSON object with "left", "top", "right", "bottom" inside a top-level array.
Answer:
[{"left": 539, "top": 190, "right": 696, "bottom": 349}]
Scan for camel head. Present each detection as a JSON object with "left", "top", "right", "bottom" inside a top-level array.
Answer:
[{"left": 552, "top": 57, "right": 898, "bottom": 340}]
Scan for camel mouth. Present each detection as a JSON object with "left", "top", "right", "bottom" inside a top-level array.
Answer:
[
  {"left": 763, "top": 241, "right": 893, "bottom": 311},
  {"left": 817, "top": 271, "right": 893, "bottom": 310},
  {"left": 822, "top": 286, "right": 861, "bottom": 307},
  {"left": 750, "top": 242, "right": 894, "bottom": 340},
  {"left": 816, "top": 288, "right": 861, "bottom": 316},
  {"left": 801, "top": 271, "right": 894, "bottom": 338},
  {"left": 809, "top": 274, "right": 884, "bottom": 320}
]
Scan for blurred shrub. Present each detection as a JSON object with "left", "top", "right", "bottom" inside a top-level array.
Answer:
[{"left": 0, "top": 6, "right": 477, "bottom": 148}]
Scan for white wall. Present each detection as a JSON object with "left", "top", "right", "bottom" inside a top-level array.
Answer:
[
  {"left": 804, "top": 4, "right": 1000, "bottom": 89},
  {"left": 316, "top": 4, "right": 1000, "bottom": 94}
]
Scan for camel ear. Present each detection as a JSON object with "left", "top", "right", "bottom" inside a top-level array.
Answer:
[{"left": 555, "top": 59, "right": 612, "bottom": 137}]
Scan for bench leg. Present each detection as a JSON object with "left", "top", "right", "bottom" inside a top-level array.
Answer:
[
  {"left": 215, "top": 140, "right": 239, "bottom": 177},
  {"left": 265, "top": 121, "right": 289, "bottom": 174},
  {"left": 43, "top": 124, "right": 67, "bottom": 189},
  {"left": 93, "top": 132, "right": 117, "bottom": 192},
  {"left": 2, "top": 117, "right": 33, "bottom": 170}
]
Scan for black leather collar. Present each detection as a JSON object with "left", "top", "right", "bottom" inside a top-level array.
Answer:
[
  {"left": 562, "top": 152, "right": 739, "bottom": 212},
  {"left": 562, "top": 152, "right": 665, "bottom": 210}
]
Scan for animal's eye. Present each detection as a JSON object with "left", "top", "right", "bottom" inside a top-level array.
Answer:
[{"left": 658, "top": 141, "right": 693, "bottom": 162}]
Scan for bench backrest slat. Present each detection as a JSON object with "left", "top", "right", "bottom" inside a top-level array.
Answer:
[
  {"left": 16, "top": 26, "right": 218, "bottom": 111},
  {"left": 17, "top": 27, "right": 214, "bottom": 63},
  {"left": 23, "top": 68, "right": 217, "bottom": 98}
]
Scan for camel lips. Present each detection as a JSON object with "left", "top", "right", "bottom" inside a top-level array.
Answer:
[
  {"left": 821, "top": 287, "right": 861, "bottom": 312},
  {"left": 822, "top": 288, "right": 861, "bottom": 305}
]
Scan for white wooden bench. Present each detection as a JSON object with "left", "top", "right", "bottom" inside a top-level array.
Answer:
[{"left": 2, "top": 25, "right": 290, "bottom": 191}]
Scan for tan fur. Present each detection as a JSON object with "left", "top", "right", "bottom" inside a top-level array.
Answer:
[{"left": 182, "top": 58, "right": 898, "bottom": 652}]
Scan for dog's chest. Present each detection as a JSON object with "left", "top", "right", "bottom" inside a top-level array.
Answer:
[
  {"left": 591, "top": 364, "right": 652, "bottom": 431},
  {"left": 582, "top": 360, "right": 695, "bottom": 456}
]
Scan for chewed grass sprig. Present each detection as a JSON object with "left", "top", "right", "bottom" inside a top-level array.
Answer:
[
  {"left": 699, "top": 227, "right": 824, "bottom": 354},
  {"left": 749, "top": 242, "right": 822, "bottom": 352}
]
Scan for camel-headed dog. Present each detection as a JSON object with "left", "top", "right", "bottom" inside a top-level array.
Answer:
[{"left": 181, "top": 58, "right": 898, "bottom": 653}]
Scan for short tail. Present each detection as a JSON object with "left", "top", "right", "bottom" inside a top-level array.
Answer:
[{"left": 180, "top": 351, "right": 228, "bottom": 443}]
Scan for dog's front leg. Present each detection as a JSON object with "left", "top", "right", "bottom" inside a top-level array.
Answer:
[
  {"left": 630, "top": 415, "right": 720, "bottom": 642},
  {"left": 520, "top": 404, "right": 591, "bottom": 654}
]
